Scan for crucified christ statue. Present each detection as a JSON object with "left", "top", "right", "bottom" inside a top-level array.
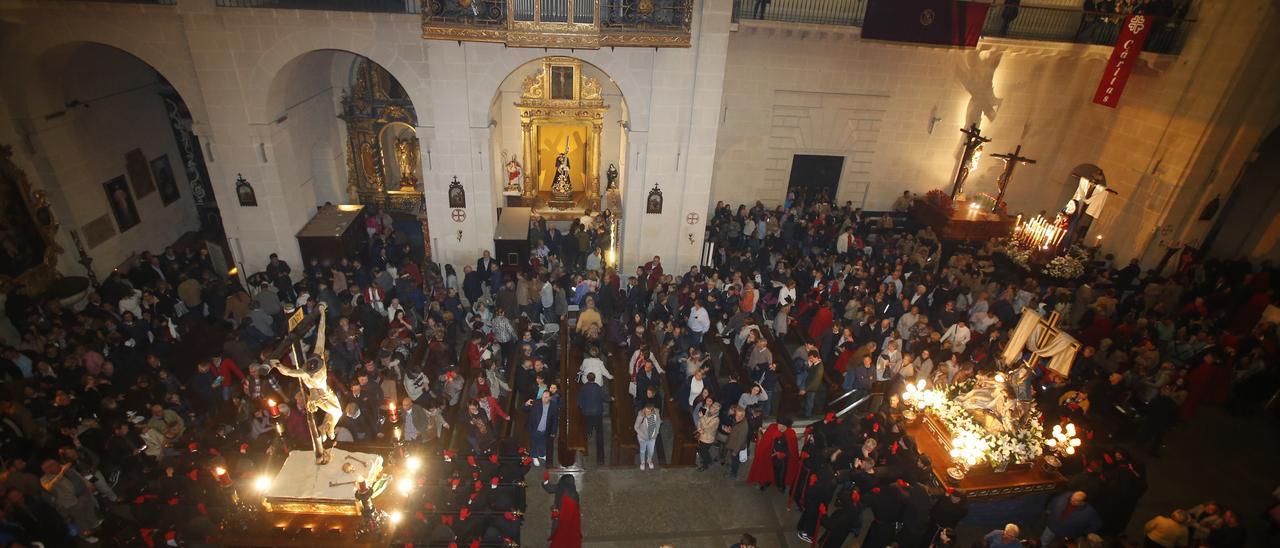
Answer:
[{"left": 270, "top": 302, "right": 343, "bottom": 464}]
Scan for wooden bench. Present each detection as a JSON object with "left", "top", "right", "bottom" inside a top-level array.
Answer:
[
  {"left": 502, "top": 321, "right": 530, "bottom": 450},
  {"left": 605, "top": 340, "right": 639, "bottom": 466},
  {"left": 558, "top": 325, "right": 588, "bottom": 465}
]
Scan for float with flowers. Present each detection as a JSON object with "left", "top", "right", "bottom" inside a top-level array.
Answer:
[{"left": 896, "top": 308, "right": 1080, "bottom": 500}]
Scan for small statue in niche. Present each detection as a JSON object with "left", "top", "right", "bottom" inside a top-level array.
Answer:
[
  {"left": 395, "top": 137, "right": 419, "bottom": 190},
  {"left": 504, "top": 152, "right": 524, "bottom": 193},
  {"left": 605, "top": 163, "right": 619, "bottom": 191}
]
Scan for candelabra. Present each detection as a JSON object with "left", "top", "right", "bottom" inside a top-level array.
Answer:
[
  {"left": 69, "top": 230, "right": 99, "bottom": 288},
  {"left": 1042, "top": 422, "right": 1081, "bottom": 470}
]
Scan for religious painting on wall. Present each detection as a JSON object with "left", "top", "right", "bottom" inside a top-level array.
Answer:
[
  {"left": 550, "top": 65, "right": 575, "bottom": 100},
  {"left": 151, "top": 154, "right": 180, "bottom": 206},
  {"left": 125, "top": 148, "right": 156, "bottom": 199},
  {"left": 235, "top": 174, "right": 258, "bottom": 207},
  {"left": 448, "top": 176, "right": 466, "bottom": 208},
  {"left": 646, "top": 183, "right": 663, "bottom": 214},
  {"left": 102, "top": 176, "right": 141, "bottom": 232}
]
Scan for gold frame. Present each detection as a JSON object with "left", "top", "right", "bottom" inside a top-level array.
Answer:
[
  {"left": 422, "top": 0, "right": 692, "bottom": 49},
  {"left": 0, "top": 145, "right": 62, "bottom": 294},
  {"left": 515, "top": 58, "right": 608, "bottom": 207}
]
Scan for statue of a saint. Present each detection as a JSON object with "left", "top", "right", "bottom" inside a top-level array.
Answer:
[
  {"left": 552, "top": 149, "right": 572, "bottom": 195},
  {"left": 606, "top": 163, "right": 619, "bottom": 190},
  {"left": 270, "top": 303, "right": 343, "bottom": 464},
  {"left": 395, "top": 137, "right": 419, "bottom": 190},
  {"left": 504, "top": 153, "right": 524, "bottom": 193},
  {"left": 956, "top": 372, "right": 1019, "bottom": 434}
]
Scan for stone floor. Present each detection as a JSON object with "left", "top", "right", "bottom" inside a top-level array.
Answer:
[{"left": 522, "top": 405, "right": 1280, "bottom": 547}]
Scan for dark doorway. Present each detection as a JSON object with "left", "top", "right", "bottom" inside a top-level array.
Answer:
[{"left": 787, "top": 154, "right": 844, "bottom": 207}]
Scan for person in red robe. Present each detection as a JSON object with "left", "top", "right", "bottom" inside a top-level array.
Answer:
[
  {"left": 1180, "top": 353, "right": 1219, "bottom": 420},
  {"left": 807, "top": 304, "right": 834, "bottom": 342},
  {"left": 747, "top": 418, "right": 800, "bottom": 492},
  {"left": 544, "top": 474, "right": 582, "bottom": 547},
  {"left": 643, "top": 256, "right": 664, "bottom": 291}
]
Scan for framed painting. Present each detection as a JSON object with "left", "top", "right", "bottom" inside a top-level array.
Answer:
[
  {"left": 646, "top": 183, "right": 663, "bottom": 214},
  {"left": 126, "top": 148, "right": 156, "bottom": 199},
  {"left": 235, "top": 174, "right": 258, "bottom": 207},
  {"left": 103, "top": 175, "right": 141, "bottom": 231},
  {"left": 151, "top": 154, "right": 181, "bottom": 206}
]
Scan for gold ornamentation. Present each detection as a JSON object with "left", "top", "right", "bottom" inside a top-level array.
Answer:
[
  {"left": 521, "top": 70, "right": 545, "bottom": 99},
  {"left": 344, "top": 139, "right": 359, "bottom": 202},
  {"left": 0, "top": 145, "right": 63, "bottom": 294},
  {"left": 380, "top": 105, "right": 408, "bottom": 123},
  {"left": 582, "top": 76, "right": 602, "bottom": 100},
  {"left": 638, "top": 0, "right": 654, "bottom": 15}
]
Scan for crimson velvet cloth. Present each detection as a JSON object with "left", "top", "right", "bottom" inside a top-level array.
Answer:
[{"left": 746, "top": 424, "right": 801, "bottom": 488}]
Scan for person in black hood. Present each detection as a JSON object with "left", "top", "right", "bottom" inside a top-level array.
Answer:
[{"left": 817, "top": 485, "right": 864, "bottom": 548}]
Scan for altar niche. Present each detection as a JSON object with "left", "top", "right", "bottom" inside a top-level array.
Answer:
[
  {"left": 496, "top": 57, "right": 620, "bottom": 218},
  {"left": 340, "top": 58, "right": 423, "bottom": 213}
]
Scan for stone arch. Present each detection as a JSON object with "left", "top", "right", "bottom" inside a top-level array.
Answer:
[
  {"left": 487, "top": 56, "right": 632, "bottom": 214},
  {"left": 248, "top": 31, "right": 430, "bottom": 126},
  {"left": 11, "top": 33, "right": 208, "bottom": 129}
]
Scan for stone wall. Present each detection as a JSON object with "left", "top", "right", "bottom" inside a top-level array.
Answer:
[
  {"left": 2, "top": 0, "right": 1276, "bottom": 280},
  {"left": 714, "top": 0, "right": 1280, "bottom": 263}
]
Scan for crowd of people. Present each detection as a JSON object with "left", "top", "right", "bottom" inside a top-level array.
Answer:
[{"left": 1, "top": 191, "right": 1278, "bottom": 547}]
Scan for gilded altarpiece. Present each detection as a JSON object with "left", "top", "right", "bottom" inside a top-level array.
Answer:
[
  {"left": 516, "top": 57, "right": 607, "bottom": 212},
  {"left": 340, "top": 60, "right": 432, "bottom": 256}
]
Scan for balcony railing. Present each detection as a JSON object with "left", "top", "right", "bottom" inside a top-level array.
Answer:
[
  {"left": 422, "top": 0, "right": 692, "bottom": 48},
  {"left": 215, "top": 0, "right": 422, "bottom": 13},
  {"left": 77, "top": 0, "right": 177, "bottom": 4},
  {"left": 732, "top": 0, "right": 1193, "bottom": 55}
]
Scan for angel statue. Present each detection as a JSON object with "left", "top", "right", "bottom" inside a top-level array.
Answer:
[{"left": 270, "top": 302, "right": 343, "bottom": 464}]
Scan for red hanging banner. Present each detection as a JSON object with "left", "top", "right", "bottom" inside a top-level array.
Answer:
[{"left": 1093, "top": 15, "right": 1152, "bottom": 108}]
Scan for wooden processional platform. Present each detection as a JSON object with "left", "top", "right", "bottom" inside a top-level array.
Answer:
[
  {"left": 905, "top": 416, "right": 1066, "bottom": 500},
  {"left": 910, "top": 199, "right": 1016, "bottom": 243},
  {"left": 214, "top": 443, "right": 403, "bottom": 547}
]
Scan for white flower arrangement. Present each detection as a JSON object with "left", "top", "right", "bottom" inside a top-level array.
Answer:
[
  {"left": 1043, "top": 255, "right": 1084, "bottom": 279},
  {"left": 911, "top": 386, "right": 1046, "bottom": 467}
]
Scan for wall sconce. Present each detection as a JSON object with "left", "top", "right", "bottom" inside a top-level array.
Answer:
[
  {"left": 687, "top": 233, "right": 694, "bottom": 245},
  {"left": 456, "top": 230, "right": 463, "bottom": 242}
]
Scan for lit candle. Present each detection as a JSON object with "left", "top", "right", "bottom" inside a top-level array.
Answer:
[
  {"left": 388, "top": 401, "right": 398, "bottom": 423},
  {"left": 213, "top": 466, "right": 232, "bottom": 487},
  {"left": 267, "top": 398, "right": 279, "bottom": 418}
]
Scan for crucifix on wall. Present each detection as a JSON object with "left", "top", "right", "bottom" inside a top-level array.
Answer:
[
  {"left": 991, "top": 144, "right": 1036, "bottom": 213},
  {"left": 950, "top": 123, "right": 991, "bottom": 199}
]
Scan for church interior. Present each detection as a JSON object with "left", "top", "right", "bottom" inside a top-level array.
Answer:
[{"left": 1, "top": 0, "right": 1279, "bottom": 546}]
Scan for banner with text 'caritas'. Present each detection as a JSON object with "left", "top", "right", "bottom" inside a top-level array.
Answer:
[{"left": 1093, "top": 15, "right": 1152, "bottom": 108}]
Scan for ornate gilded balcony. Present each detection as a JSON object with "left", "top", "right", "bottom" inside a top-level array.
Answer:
[{"left": 422, "top": 0, "right": 692, "bottom": 49}]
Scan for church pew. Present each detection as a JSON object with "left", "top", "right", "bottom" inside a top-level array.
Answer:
[
  {"left": 502, "top": 322, "right": 530, "bottom": 450},
  {"left": 605, "top": 340, "right": 639, "bottom": 466},
  {"left": 559, "top": 324, "right": 589, "bottom": 464},
  {"left": 647, "top": 322, "right": 698, "bottom": 466}
]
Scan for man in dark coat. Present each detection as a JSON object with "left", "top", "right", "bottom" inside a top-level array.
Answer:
[
  {"left": 817, "top": 487, "right": 864, "bottom": 548},
  {"left": 862, "top": 481, "right": 907, "bottom": 548}
]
